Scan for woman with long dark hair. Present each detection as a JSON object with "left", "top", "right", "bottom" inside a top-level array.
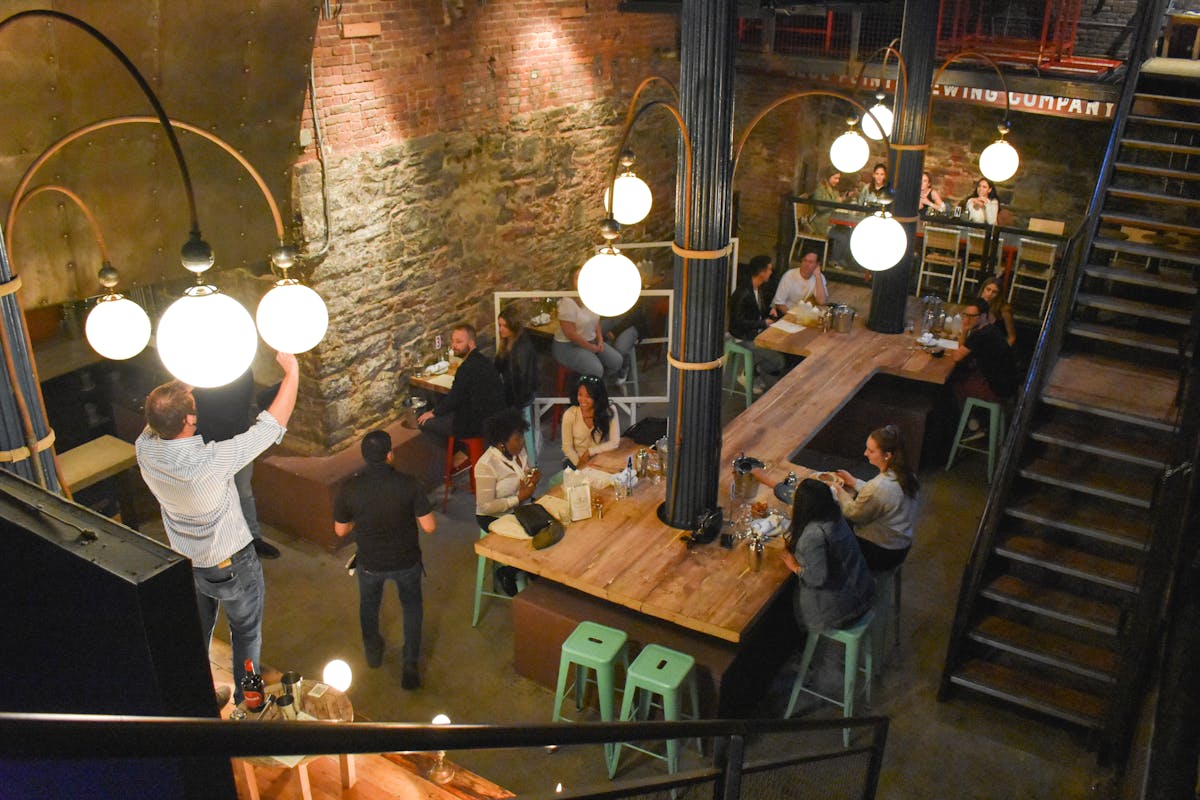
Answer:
[
  {"left": 495, "top": 306, "right": 539, "bottom": 409},
  {"left": 961, "top": 177, "right": 999, "bottom": 225},
  {"left": 978, "top": 275, "right": 1017, "bottom": 347},
  {"left": 833, "top": 424, "right": 919, "bottom": 571},
  {"left": 560, "top": 375, "right": 619, "bottom": 469},
  {"left": 780, "top": 479, "right": 875, "bottom": 631}
]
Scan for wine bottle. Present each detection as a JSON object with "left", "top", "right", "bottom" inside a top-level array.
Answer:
[{"left": 241, "top": 659, "right": 265, "bottom": 711}]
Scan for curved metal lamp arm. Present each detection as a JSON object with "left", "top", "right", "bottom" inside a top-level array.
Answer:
[
  {"left": 932, "top": 50, "right": 1013, "bottom": 122},
  {"left": 622, "top": 76, "right": 681, "bottom": 132},
  {"left": 0, "top": 10, "right": 202, "bottom": 241},
  {"left": 604, "top": 98, "right": 693, "bottom": 242},
  {"left": 4, "top": 116, "right": 286, "bottom": 257},
  {"left": 852, "top": 43, "right": 909, "bottom": 115},
  {"left": 733, "top": 90, "right": 885, "bottom": 176},
  {"left": 7, "top": 185, "right": 112, "bottom": 265}
]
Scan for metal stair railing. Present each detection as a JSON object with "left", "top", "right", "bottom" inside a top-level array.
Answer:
[{"left": 0, "top": 711, "right": 890, "bottom": 800}]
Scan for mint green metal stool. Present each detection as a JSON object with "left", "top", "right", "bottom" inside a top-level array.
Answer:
[
  {"left": 723, "top": 338, "right": 754, "bottom": 409},
  {"left": 472, "top": 529, "right": 525, "bottom": 627},
  {"left": 553, "top": 621, "right": 629, "bottom": 765},
  {"left": 608, "top": 644, "right": 703, "bottom": 779},
  {"left": 946, "top": 397, "right": 1006, "bottom": 481},
  {"left": 785, "top": 610, "right": 875, "bottom": 746}
]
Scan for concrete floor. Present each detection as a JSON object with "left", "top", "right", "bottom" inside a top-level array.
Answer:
[{"left": 138, "top": 373, "right": 1122, "bottom": 798}]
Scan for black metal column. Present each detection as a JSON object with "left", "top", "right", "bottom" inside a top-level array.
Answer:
[
  {"left": 661, "top": 0, "right": 737, "bottom": 528},
  {"left": 867, "top": 0, "right": 938, "bottom": 333}
]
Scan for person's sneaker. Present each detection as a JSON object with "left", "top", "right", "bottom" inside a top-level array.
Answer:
[
  {"left": 214, "top": 685, "right": 232, "bottom": 711},
  {"left": 401, "top": 665, "right": 420, "bottom": 690},
  {"left": 735, "top": 371, "right": 749, "bottom": 389},
  {"left": 253, "top": 539, "right": 281, "bottom": 559},
  {"left": 966, "top": 417, "right": 982, "bottom": 433}
]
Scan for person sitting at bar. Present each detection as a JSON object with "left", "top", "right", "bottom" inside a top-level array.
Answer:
[
  {"left": 553, "top": 266, "right": 637, "bottom": 383},
  {"left": 772, "top": 249, "right": 828, "bottom": 315},
  {"left": 561, "top": 375, "right": 620, "bottom": 469},
  {"left": 978, "top": 276, "right": 1017, "bottom": 347},
  {"left": 949, "top": 297, "right": 1019, "bottom": 404},
  {"left": 810, "top": 170, "right": 843, "bottom": 235},
  {"left": 495, "top": 306, "right": 539, "bottom": 411},
  {"left": 728, "top": 255, "right": 786, "bottom": 391},
  {"left": 780, "top": 478, "right": 875, "bottom": 632},
  {"left": 857, "top": 162, "right": 890, "bottom": 205},
  {"left": 418, "top": 323, "right": 504, "bottom": 443},
  {"left": 960, "top": 177, "right": 999, "bottom": 225},
  {"left": 832, "top": 424, "right": 919, "bottom": 572},
  {"left": 475, "top": 409, "right": 538, "bottom": 596},
  {"left": 918, "top": 171, "right": 947, "bottom": 217}
]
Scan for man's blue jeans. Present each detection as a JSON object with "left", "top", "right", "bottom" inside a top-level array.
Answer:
[
  {"left": 358, "top": 561, "right": 423, "bottom": 667},
  {"left": 193, "top": 542, "right": 264, "bottom": 704}
]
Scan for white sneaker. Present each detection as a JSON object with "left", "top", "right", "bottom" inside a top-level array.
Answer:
[{"left": 735, "top": 372, "right": 749, "bottom": 388}]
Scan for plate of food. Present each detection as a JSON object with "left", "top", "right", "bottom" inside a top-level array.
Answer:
[{"left": 813, "top": 471, "right": 844, "bottom": 487}]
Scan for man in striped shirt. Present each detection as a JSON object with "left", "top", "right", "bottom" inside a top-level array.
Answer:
[{"left": 136, "top": 352, "right": 300, "bottom": 704}]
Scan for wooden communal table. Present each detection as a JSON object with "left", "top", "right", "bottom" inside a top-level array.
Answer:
[{"left": 477, "top": 285, "right": 956, "bottom": 646}]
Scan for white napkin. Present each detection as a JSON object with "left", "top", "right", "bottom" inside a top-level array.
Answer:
[{"left": 771, "top": 319, "right": 803, "bottom": 334}]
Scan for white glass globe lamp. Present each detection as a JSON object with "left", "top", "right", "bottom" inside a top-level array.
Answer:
[
  {"left": 830, "top": 128, "right": 870, "bottom": 174},
  {"left": 157, "top": 285, "right": 258, "bottom": 388},
  {"left": 85, "top": 293, "right": 151, "bottom": 361},
  {"left": 257, "top": 279, "right": 329, "bottom": 353},
  {"left": 850, "top": 212, "right": 908, "bottom": 271},
  {"left": 322, "top": 659, "right": 353, "bottom": 692},
  {"left": 861, "top": 97, "right": 894, "bottom": 141},
  {"left": 605, "top": 172, "right": 653, "bottom": 226},
  {"left": 979, "top": 136, "right": 1019, "bottom": 183},
  {"left": 578, "top": 245, "right": 642, "bottom": 317}
]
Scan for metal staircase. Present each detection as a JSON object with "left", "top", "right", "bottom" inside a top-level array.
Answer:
[{"left": 939, "top": 7, "right": 1200, "bottom": 762}]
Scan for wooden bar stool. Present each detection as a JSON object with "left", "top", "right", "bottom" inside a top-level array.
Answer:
[
  {"left": 608, "top": 643, "right": 703, "bottom": 779},
  {"left": 442, "top": 435, "right": 486, "bottom": 512},
  {"left": 722, "top": 338, "right": 754, "bottom": 409},
  {"left": 946, "top": 397, "right": 1006, "bottom": 482},
  {"left": 552, "top": 621, "right": 629, "bottom": 763},
  {"left": 785, "top": 610, "right": 874, "bottom": 747}
]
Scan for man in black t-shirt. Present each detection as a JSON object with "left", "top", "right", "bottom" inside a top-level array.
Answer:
[
  {"left": 334, "top": 431, "right": 436, "bottom": 689},
  {"left": 950, "top": 297, "right": 1019, "bottom": 403}
]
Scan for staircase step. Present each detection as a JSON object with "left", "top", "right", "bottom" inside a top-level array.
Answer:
[
  {"left": 1098, "top": 211, "right": 1200, "bottom": 240},
  {"left": 1126, "top": 114, "right": 1200, "bottom": 133},
  {"left": 1113, "top": 161, "right": 1200, "bottom": 181},
  {"left": 1082, "top": 264, "right": 1198, "bottom": 294},
  {"left": 1068, "top": 321, "right": 1182, "bottom": 356},
  {"left": 1074, "top": 292, "right": 1191, "bottom": 325},
  {"left": 997, "top": 535, "right": 1140, "bottom": 592},
  {"left": 1119, "top": 138, "right": 1200, "bottom": 158},
  {"left": 1043, "top": 355, "right": 1180, "bottom": 430},
  {"left": 1107, "top": 186, "right": 1200, "bottom": 208},
  {"left": 1031, "top": 414, "right": 1170, "bottom": 469},
  {"left": 1091, "top": 237, "right": 1200, "bottom": 267},
  {"left": 1006, "top": 489, "right": 1152, "bottom": 550},
  {"left": 1132, "top": 92, "right": 1200, "bottom": 108},
  {"left": 981, "top": 575, "right": 1122, "bottom": 635},
  {"left": 970, "top": 615, "right": 1117, "bottom": 683},
  {"left": 1020, "top": 454, "right": 1156, "bottom": 508},
  {"left": 950, "top": 659, "right": 1105, "bottom": 729}
]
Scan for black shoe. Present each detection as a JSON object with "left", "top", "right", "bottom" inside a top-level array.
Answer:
[
  {"left": 253, "top": 540, "right": 281, "bottom": 559},
  {"left": 365, "top": 647, "right": 383, "bottom": 669},
  {"left": 402, "top": 665, "right": 420, "bottom": 690}
]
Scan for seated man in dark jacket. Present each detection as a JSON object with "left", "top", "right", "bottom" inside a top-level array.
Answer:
[
  {"left": 418, "top": 323, "right": 504, "bottom": 441},
  {"left": 949, "top": 297, "right": 1019, "bottom": 403},
  {"left": 728, "top": 255, "right": 786, "bottom": 392}
]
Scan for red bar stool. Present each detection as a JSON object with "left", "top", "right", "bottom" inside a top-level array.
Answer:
[{"left": 442, "top": 435, "right": 486, "bottom": 512}]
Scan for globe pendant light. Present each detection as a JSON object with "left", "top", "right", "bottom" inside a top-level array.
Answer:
[
  {"left": 84, "top": 261, "right": 151, "bottom": 360},
  {"left": 255, "top": 246, "right": 329, "bottom": 354},
  {"left": 861, "top": 94, "right": 894, "bottom": 141},
  {"left": 157, "top": 233, "right": 259, "bottom": 388},
  {"left": 578, "top": 245, "right": 642, "bottom": 317},
  {"left": 829, "top": 123, "right": 870, "bottom": 174},
  {"left": 850, "top": 211, "right": 907, "bottom": 271},
  {"left": 86, "top": 294, "right": 151, "bottom": 360},
  {"left": 979, "top": 122, "right": 1019, "bottom": 183},
  {"left": 603, "top": 150, "right": 653, "bottom": 226}
]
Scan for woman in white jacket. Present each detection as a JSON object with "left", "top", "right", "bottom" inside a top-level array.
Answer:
[{"left": 833, "top": 424, "right": 919, "bottom": 571}]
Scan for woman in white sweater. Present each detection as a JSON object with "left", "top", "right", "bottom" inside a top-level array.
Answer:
[
  {"left": 833, "top": 424, "right": 919, "bottom": 571},
  {"left": 560, "top": 375, "right": 620, "bottom": 469}
]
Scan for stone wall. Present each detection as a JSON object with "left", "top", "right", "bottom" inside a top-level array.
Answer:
[{"left": 288, "top": 0, "right": 679, "bottom": 451}]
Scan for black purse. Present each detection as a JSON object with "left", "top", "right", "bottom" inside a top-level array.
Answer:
[{"left": 512, "top": 503, "right": 565, "bottom": 550}]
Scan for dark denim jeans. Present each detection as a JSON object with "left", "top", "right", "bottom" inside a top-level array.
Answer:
[
  {"left": 192, "top": 542, "right": 264, "bottom": 703},
  {"left": 358, "top": 561, "right": 423, "bottom": 667}
]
